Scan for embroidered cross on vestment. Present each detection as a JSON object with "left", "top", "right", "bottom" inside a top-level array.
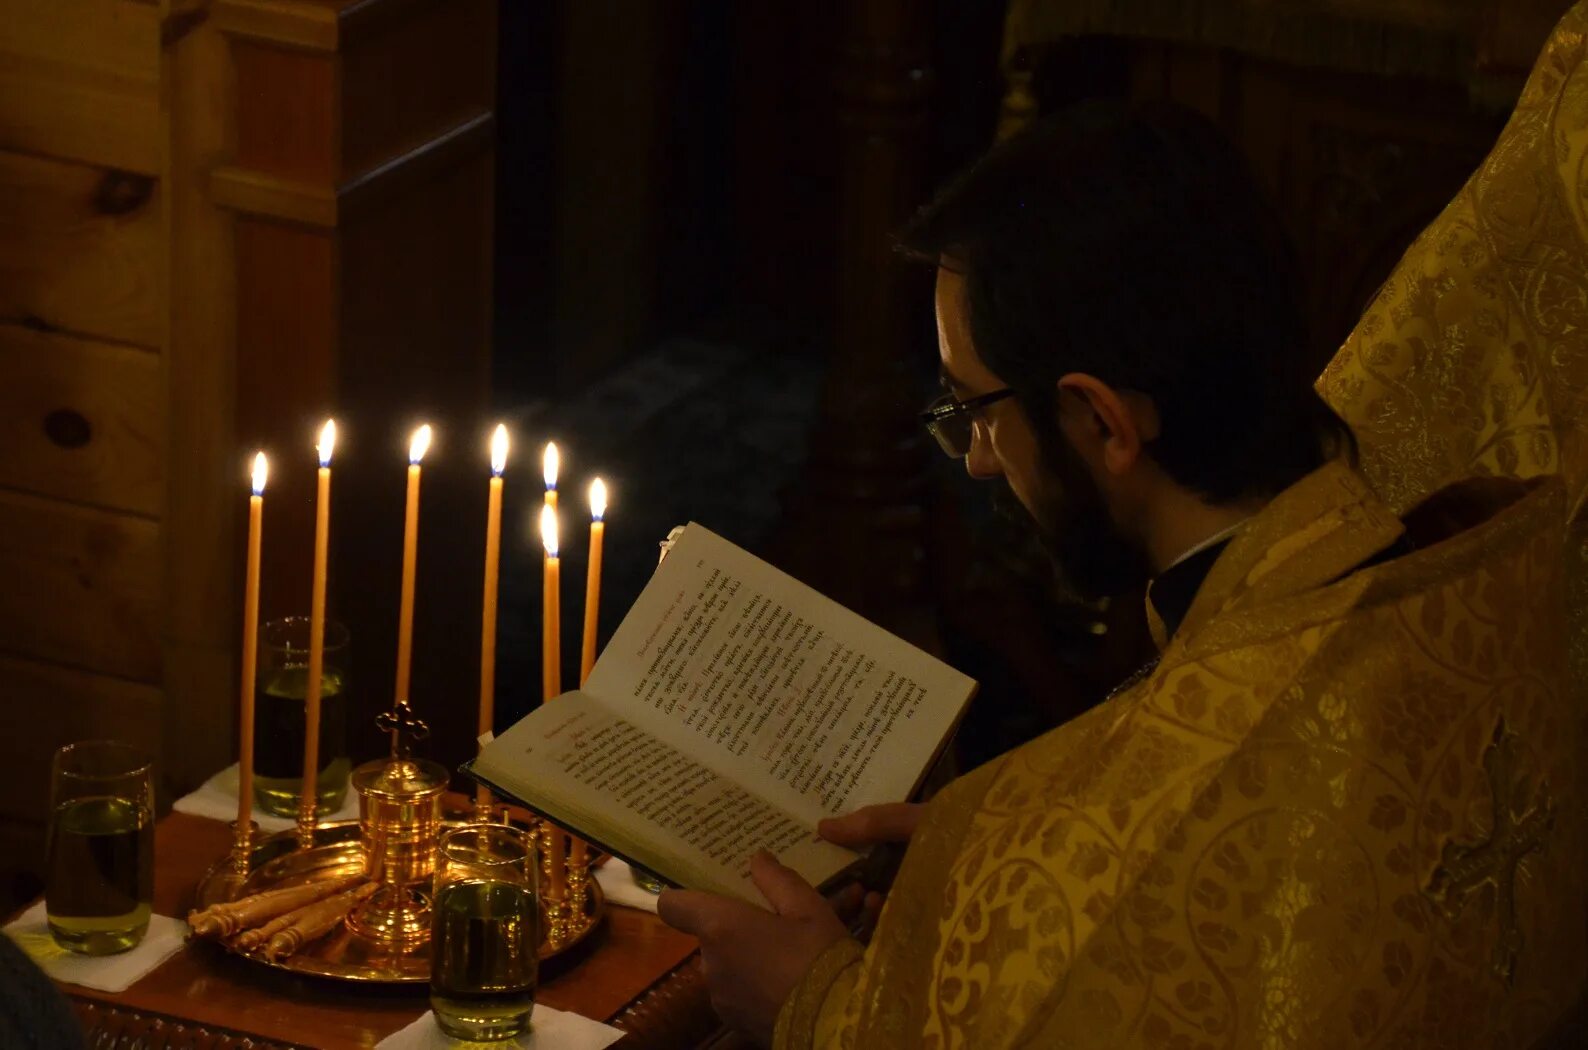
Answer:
[{"left": 1424, "top": 716, "right": 1554, "bottom": 987}]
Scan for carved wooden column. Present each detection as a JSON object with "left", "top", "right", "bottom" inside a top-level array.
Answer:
[
  {"left": 198, "top": 0, "right": 496, "bottom": 771},
  {"left": 776, "top": 0, "right": 935, "bottom": 639}
]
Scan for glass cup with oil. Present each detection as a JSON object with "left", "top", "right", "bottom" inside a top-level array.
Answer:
[
  {"left": 45, "top": 740, "right": 155, "bottom": 955},
  {"left": 253, "top": 616, "right": 351, "bottom": 817},
  {"left": 430, "top": 824, "right": 541, "bottom": 1041}
]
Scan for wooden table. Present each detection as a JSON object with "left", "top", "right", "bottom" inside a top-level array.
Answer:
[{"left": 54, "top": 812, "right": 721, "bottom": 1049}]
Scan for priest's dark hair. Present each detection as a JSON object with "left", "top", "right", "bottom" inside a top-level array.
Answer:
[{"left": 899, "top": 99, "right": 1355, "bottom": 503}]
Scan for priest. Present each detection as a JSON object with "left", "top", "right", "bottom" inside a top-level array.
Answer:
[{"left": 658, "top": 98, "right": 1586, "bottom": 1047}]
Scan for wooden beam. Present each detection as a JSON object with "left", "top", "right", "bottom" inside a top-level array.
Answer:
[
  {"left": 0, "top": 323, "right": 163, "bottom": 517},
  {"left": 0, "top": 0, "right": 162, "bottom": 173},
  {"left": 209, "top": 110, "right": 494, "bottom": 226},
  {"left": 0, "top": 488, "right": 161, "bottom": 682},
  {"left": 0, "top": 148, "right": 162, "bottom": 348},
  {"left": 215, "top": 0, "right": 458, "bottom": 54},
  {"left": 0, "top": 652, "right": 163, "bottom": 826},
  {"left": 160, "top": 0, "right": 238, "bottom": 793},
  {"left": 212, "top": 0, "right": 341, "bottom": 53},
  {"left": 209, "top": 167, "right": 338, "bottom": 226}
]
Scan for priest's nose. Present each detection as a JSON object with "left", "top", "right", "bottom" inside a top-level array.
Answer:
[{"left": 965, "top": 430, "right": 1001, "bottom": 480}]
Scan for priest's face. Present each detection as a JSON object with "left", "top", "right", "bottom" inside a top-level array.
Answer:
[{"left": 934, "top": 268, "right": 1150, "bottom": 598}]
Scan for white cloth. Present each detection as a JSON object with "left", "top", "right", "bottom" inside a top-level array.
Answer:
[
  {"left": 376, "top": 1006, "right": 624, "bottom": 1050},
  {"left": 3, "top": 902, "right": 186, "bottom": 994},
  {"left": 172, "top": 763, "right": 358, "bottom": 832},
  {"left": 593, "top": 858, "right": 660, "bottom": 914}
]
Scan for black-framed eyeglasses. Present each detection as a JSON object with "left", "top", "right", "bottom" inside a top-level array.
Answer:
[{"left": 919, "top": 389, "right": 1015, "bottom": 458}]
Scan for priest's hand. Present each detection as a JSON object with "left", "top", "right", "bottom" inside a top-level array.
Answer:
[
  {"left": 657, "top": 851, "right": 850, "bottom": 1045},
  {"left": 826, "top": 881, "right": 885, "bottom": 942},
  {"left": 819, "top": 802, "right": 922, "bottom": 923},
  {"left": 817, "top": 802, "right": 924, "bottom": 849}
]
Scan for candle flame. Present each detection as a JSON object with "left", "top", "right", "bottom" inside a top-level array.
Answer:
[
  {"left": 490, "top": 424, "right": 509, "bottom": 476},
  {"left": 409, "top": 424, "right": 433, "bottom": 465},
  {"left": 317, "top": 420, "right": 337, "bottom": 467},
  {"left": 251, "top": 452, "right": 269, "bottom": 495},
  {"left": 543, "top": 442, "right": 559, "bottom": 490},
  {"left": 589, "top": 478, "right": 607, "bottom": 521},
  {"left": 540, "top": 503, "right": 559, "bottom": 557}
]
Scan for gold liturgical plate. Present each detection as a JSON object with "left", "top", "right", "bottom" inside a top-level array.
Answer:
[{"left": 193, "top": 819, "right": 605, "bottom": 984}]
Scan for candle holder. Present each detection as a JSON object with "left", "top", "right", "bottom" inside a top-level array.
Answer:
[
  {"left": 565, "top": 846, "right": 592, "bottom": 935},
  {"left": 472, "top": 793, "right": 509, "bottom": 825},
  {"left": 537, "top": 822, "right": 577, "bottom": 949},
  {"left": 192, "top": 808, "right": 606, "bottom": 983},
  {"left": 196, "top": 650, "right": 606, "bottom": 982},
  {"left": 228, "top": 819, "right": 259, "bottom": 877}
]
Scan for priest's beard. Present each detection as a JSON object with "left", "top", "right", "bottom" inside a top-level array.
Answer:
[{"left": 996, "top": 424, "right": 1152, "bottom": 601}]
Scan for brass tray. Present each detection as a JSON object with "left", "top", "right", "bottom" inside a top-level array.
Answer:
[{"left": 192, "top": 818, "right": 605, "bottom": 984}]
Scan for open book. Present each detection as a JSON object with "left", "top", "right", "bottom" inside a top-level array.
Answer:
[{"left": 465, "top": 524, "right": 977, "bottom": 904}]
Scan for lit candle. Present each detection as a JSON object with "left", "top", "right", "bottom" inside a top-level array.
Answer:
[
  {"left": 236, "top": 452, "right": 267, "bottom": 850},
  {"left": 539, "top": 441, "right": 558, "bottom": 705},
  {"left": 477, "top": 425, "right": 508, "bottom": 810},
  {"left": 542, "top": 441, "right": 559, "bottom": 514},
  {"left": 580, "top": 479, "right": 606, "bottom": 685},
  {"left": 393, "top": 424, "right": 432, "bottom": 747},
  {"left": 298, "top": 421, "right": 335, "bottom": 845},
  {"left": 571, "top": 478, "right": 605, "bottom": 872},
  {"left": 541, "top": 503, "right": 561, "bottom": 702},
  {"left": 541, "top": 501, "right": 567, "bottom": 900}
]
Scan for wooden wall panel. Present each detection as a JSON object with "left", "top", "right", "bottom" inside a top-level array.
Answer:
[
  {"left": 232, "top": 217, "right": 337, "bottom": 624},
  {"left": 0, "top": 816, "right": 46, "bottom": 911},
  {"left": 0, "top": 325, "right": 163, "bottom": 516},
  {"left": 0, "top": 0, "right": 161, "bottom": 174},
  {"left": 160, "top": 0, "right": 240, "bottom": 795},
  {"left": 340, "top": 0, "right": 495, "bottom": 179},
  {"left": 231, "top": 41, "right": 336, "bottom": 186},
  {"left": 0, "top": 149, "right": 162, "bottom": 348},
  {"left": 0, "top": 653, "right": 163, "bottom": 827},
  {"left": 0, "top": 490, "right": 161, "bottom": 682}
]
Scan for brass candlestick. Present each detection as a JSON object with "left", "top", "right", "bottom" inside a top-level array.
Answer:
[
  {"left": 539, "top": 822, "right": 571, "bottom": 947},
  {"left": 229, "top": 819, "right": 258, "bottom": 876},
  {"left": 345, "top": 701, "right": 449, "bottom": 948}
]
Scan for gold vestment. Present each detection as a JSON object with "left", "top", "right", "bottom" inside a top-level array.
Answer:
[
  {"left": 1318, "top": 2, "right": 1588, "bottom": 518},
  {"left": 1318, "top": 0, "right": 1588, "bottom": 694},
  {"left": 775, "top": 463, "right": 1584, "bottom": 1048},
  {"left": 772, "top": 8, "right": 1588, "bottom": 1044}
]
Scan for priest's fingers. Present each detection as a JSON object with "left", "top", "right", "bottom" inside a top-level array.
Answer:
[
  {"left": 656, "top": 889, "right": 761, "bottom": 939},
  {"left": 857, "top": 890, "right": 885, "bottom": 941},
  {"left": 749, "top": 851, "right": 828, "bottom": 920},
  {"left": 827, "top": 882, "right": 866, "bottom": 924},
  {"left": 818, "top": 802, "right": 924, "bottom": 848}
]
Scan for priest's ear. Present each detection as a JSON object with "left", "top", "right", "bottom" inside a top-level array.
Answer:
[{"left": 1055, "top": 373, "right": 1161, "bottom": 477}]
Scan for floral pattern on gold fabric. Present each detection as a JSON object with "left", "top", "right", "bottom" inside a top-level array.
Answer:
[
  {"left": 1319, "top": 4, "right": 1588, "bottom": 519},
  {"left": 775, "top": 467, "right": 1584, "bottom": 1049}
]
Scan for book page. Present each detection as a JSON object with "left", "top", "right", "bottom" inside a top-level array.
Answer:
[
  {"left": 475, "top": 692, "right": 858, "bottom": 904},
  {"left": 586, "top": 524, "right": 976, "bottom": 826}
]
